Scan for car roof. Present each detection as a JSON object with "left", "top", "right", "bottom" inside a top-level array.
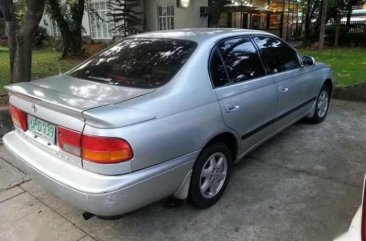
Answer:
[{"left": 131, "top": 28, "right": 275, "bottom": 44}]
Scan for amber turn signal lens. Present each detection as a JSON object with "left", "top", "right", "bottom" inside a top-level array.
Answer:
[{"left": 81, "top": 135, "right": 133, "bottom": 164}]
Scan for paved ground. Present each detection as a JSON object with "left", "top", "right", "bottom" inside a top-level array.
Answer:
[{"left": 0, "top": 99, "right": 365, "bottom": 241}]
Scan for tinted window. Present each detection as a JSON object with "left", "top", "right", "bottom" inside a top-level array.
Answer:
[
  {"left": 70, "top": 38, "right": 197, "bottom": 88},
  {"left": 217, "top": 37, "right": 265, "bottom": 84},
  {"left": 254, "top": 36, "right": 300, "bottom": 73},
  {"left": 210, "top": 49, "right": 230, "bottom": 87}
]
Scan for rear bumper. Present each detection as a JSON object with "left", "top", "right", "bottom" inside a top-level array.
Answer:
[{"left": 3, "top": 130, "right": 197, "bottom": 216}]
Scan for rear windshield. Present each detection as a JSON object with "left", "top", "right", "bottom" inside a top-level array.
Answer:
[{"left": 69, "top": 38, "right": 197, "bottom": 88}]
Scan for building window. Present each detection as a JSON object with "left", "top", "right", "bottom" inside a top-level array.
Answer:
[
  {"left": 89, "top": 1, "right": 113, "bottom": 39},
  {"left": 158, "top": 5, "right": 174, "bottom": 30}
]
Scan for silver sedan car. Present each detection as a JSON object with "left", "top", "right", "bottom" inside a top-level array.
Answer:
[{"left": 3, "top": 29, "right": 334, "bottom": 217}]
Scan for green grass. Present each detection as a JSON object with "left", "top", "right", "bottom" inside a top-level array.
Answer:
[
  {"left": 0, "top": 47, "right": 11, "bottom": 94},
  {"left": 299, "top": 48, "right": 366, "bottom": 86},
  {"left": 0, "top": 47, "right": 365, "bottom": 95},
  {"left": 0, "top": 47, "right": 83, "bottom": 94}
]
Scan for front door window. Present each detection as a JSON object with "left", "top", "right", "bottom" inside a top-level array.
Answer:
[{"left": 253, "top": 36, "right": 300, "bottom": 73}]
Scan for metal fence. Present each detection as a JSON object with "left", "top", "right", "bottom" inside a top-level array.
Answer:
[
  {"left": 328, "top": 21, "right": 366, "bottom": 33},
  {"left": 326, "top": 20, "right": 366, "bottom": 46}
]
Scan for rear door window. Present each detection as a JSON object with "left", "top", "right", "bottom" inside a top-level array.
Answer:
[
  {"left": 209, "top": 48, "right": 230, "bottom": 88},
  {"left": 70, "top": 38, "right": 197, "bottom": 88},
  {"left": 216, "top": 37, "right": 265, "bottom": 84}
]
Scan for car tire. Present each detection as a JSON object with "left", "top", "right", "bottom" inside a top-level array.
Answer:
[
  {"left": 189, "top": 142, "right": 232, "bottom": 209},
  {"left": 307, "top": 84, "right": 331, "bottom": 124}
]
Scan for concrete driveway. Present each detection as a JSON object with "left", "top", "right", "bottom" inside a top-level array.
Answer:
[{"left": 1, "top": 99, "right": 365, "bottom": 241}]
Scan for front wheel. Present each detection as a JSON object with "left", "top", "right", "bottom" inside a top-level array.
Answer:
[
  {"left": 189, "top": 142, "right": 232, "bottom": 209},
  {"left": 307, "top": 85, "right": 331, "bottom": 124}
]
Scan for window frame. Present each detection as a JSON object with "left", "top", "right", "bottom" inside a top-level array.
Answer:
[
  {"left": 208, "top": 35, "right": 268, "bottom": 89},
  {"left": 208, "top": 46, "right": 231, "bottom": 88},
  {"left": 251, "top": 34, "right": 303, "bottom": 74},
  {"left": 157, "top": 5, "right": 175, "bottom": 30},
  {"left": 89, "top": 1, "right": 114, "bottom": 40}
]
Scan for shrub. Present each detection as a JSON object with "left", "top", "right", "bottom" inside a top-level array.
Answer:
[
  {"left": 0, "top": 37, "right": 8, "bottom": 47},
  {"left": 325, "top": 24, "right": 366, "bottom": 47},
  {"left": 33, "top": 26, "right": 49, "bottom": 48}
]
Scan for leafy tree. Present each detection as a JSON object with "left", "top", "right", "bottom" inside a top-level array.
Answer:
[
  {"left": 0, "top": 0, "right": 16, "bottom": 80},
  {"left": 47, "top": 0, "right": 85, "bottom": 58},
  {"left": 302, "top": 0, "right": 365, "bottom": 45},
  {"left": 0, "top": 0, "right": 46, "bottom": 83},
  {"left": 107, "top": 0, "right": 143, "bottom": 37},
  {"left": 208, "top": 0, "right": 231, "bottom": 27}
]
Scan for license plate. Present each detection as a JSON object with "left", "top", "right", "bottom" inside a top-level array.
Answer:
[{"left": 28, "top": 115, "right": 56, "bottom": 145}]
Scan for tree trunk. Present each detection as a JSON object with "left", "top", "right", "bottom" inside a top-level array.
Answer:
[
  {"left": 70, "top": 29, "right": 83, "bottom": 57},
  {"left": 61, "top": 33, "right": 71, "bottom": 58},
  {"left": 60, "top": 28, "right": 83, "bottom": 58},
  {"left": 0, "top": 0, "right": 16, "bottom": 82},
  {"left": 303, "top": 0, "right": 312, "bottom": 46},
  {"left": 208, "top": 0, "right": 226, "bottom": 27},
  {"left": 318, "top": 0, "right": 327, "bottom": 51},
  {"left": 13, "top": 0, "right": 46, "bottom": 83},
  {"left": 13, "top": 33, "right": 33, "bottom": 83},
  {"left": 334, "top": 14, "right": 341, "bottom": 47},
  {"left": 5, "top": 21, "right": 17, "bottom": 82},
  {"left": 346, "top": 4, "right": 352, "bottom": 27},
  {"left": 48, "top": 0, "right": 85, "bottom": 59}
]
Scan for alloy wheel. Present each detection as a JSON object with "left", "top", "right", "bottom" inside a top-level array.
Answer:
[
  {"left": 317, "top": 90, "right": 329, "bottom": 118},
  {"left": 199, "top": 152, "right": 228, "bottom": 199}
]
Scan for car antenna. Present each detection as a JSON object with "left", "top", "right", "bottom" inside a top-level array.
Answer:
[{"left": 57, "top": 59, "right": 64, "bottom": 82}]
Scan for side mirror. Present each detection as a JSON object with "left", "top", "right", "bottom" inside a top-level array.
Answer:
[{"left": 302, "top": 56, "right": 316, "bottom": 66}]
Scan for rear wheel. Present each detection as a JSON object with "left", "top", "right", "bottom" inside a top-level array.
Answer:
[
  {"left": 189, "top": 142, "right": 232, "bottom": 208},
  {"left": 307, "top": 85, "right": 331, "bottom": 124}
]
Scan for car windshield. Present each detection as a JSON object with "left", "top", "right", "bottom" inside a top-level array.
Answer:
[{"left": 69, "top": 38, "right": 197, "bottom": 88}]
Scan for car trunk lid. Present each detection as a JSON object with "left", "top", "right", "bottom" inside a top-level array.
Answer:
[{"left": 5, "top": 74, "right": 156, "bottom": 117}]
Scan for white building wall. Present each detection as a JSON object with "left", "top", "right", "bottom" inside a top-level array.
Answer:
[
  {"left": 175, "top": 0, "right": 208, "bottom": 29},
  {"left": 39, "top": 9, "right": 91, "bottom": 38},
  {"left": 144, "top": 0, "right": 208, "bottom": 31},
  {"left": 82, "top": 10, "right": 91, "bottom": 37},
  {"left": 39, "top": 0, "right": 209, "bottom": 40},
  {"left": 39, "top": 14, "right": 54, "bottom": 37}
]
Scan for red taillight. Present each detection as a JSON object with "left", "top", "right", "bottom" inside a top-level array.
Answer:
[
  {"left": 58, "top": 126, "right": 82, "bottom": 157},
  {"left": 9, "top": 104, "right": 27, "bottom": 131},
  {"left": 81, "top": 135, "right": 133, "bottom": 164},
  {"left": 57, "top": 126, "right": 133, "bottom": 164},
  {"left": 362, "top": 176, "right": 366, "bottom": 241}
]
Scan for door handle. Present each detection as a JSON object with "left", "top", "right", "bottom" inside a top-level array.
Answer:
[
  {"left": 279, "top": 86, "right": 289, "bottom": 93},
  {"left": 225, "top": 104, "right": 240, "bottom": 113}
]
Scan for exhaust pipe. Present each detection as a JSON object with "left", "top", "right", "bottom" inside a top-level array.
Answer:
[{"left": 82, "top": 212, "right": 95, "bottom": 220}]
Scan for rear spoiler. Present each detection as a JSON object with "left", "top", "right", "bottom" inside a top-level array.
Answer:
[
  {"left": 5, "top": 83, "right": 91, "bottom": 120},
  {"left": 83, "top": 106, "right": 156, "bottom": 129}
]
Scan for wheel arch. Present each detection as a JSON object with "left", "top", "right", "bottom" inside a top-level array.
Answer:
[
  {"left": 202, "top": 132, "right": 240, "bottom": 162},
  {"left": 173, "top": 131, "right": 239, "bottom": 200},
  {"left": 323, "top": 78, "right": 334, "bottom": 96}
]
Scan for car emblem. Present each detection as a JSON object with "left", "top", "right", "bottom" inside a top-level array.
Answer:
[{"left": 31, "top": 104, "right": 37, "bottom": 113}]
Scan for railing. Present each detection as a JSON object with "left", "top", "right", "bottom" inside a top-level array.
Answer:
[
  {"left": 325, "top": 21, "right": 366, "bottom": 46},
  {"left": 328, "top": 21, "right": 366, "bottom": 33}
]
